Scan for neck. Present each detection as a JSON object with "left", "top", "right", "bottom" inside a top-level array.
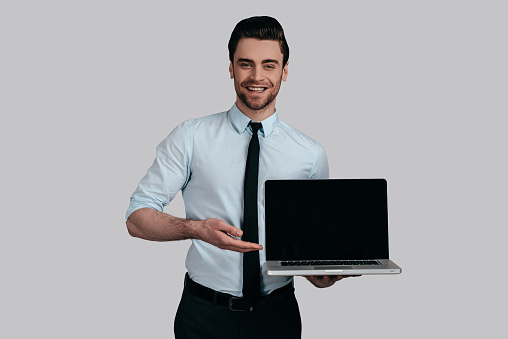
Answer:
[{"left": 235, "top": 97, "right": 276, "bottom": 122}]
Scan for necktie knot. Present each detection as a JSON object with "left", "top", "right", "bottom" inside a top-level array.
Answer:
[{"left": 249, "top": 122, "right": 262, "bottom": 135}]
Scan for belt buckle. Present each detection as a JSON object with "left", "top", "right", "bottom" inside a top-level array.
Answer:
[
  {"left": 228, "top": 296, "right": 251, "bottom": 311},
  {"left": 228, "top": 296, "right": 267, "bottom": 312}
]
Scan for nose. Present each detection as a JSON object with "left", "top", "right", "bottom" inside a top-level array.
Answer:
[{"left": 250, "top": 66, "right": 264, "bottom": 82}]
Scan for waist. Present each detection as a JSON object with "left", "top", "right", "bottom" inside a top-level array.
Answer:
[
  {"left": 184, "top": 246, "right": 292, "bottom": 294},
  {"left": 184, "top": 273, "right": 295, "bottom": 312}
]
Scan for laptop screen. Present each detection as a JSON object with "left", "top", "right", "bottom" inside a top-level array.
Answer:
[{"left": 265, "top": 179, "right": 389, "bottom": 261}]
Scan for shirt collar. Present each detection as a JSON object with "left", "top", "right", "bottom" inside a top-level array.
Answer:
[{"left": 228, "top": 103, "right": 278, "bottom": 137}]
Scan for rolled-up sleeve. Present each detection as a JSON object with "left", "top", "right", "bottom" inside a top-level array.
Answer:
[
  {"left": 126, "top": 120, "right": 193, "bottom": 219},
  {"left": 309, "top": 142, "right": 329, "bottom": 180}
]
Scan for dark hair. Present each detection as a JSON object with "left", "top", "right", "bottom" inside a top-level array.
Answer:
[{"left": 228, "top": 16, "right": 289, "bottom": 66}]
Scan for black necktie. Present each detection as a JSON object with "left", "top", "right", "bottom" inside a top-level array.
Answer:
[{"left": 242, "top": 122, "right": 262, "bottom": 306}]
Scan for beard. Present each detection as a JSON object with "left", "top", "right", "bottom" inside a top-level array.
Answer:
[{"left": 234, "top": 76, "right": 282, "bottom": 111}]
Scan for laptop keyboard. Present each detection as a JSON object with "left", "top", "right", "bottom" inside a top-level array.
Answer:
[{"left": 281, "top": 260, "right": 379, "bottom": 266}]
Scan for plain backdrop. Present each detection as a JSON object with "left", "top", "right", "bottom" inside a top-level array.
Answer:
[{"left": 1, "top": 1, "right": 506, "bottom": 338}]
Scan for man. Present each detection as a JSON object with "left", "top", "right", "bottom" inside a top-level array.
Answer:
[{"left": 126, "top": 16, "right": 348, "bottom": 339}]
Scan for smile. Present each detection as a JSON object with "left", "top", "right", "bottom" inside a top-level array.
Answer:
[{"left": 246, "top": 86, "right": 267, "bottom": 92}]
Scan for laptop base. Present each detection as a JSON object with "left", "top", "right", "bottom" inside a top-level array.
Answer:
[{"left": 266, "top": 259, "right": 401, "bottom": 276}]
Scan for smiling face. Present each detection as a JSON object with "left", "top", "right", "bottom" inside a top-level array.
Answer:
[{"left": 229, "top": 38, "right": 288, "bottom": 121}]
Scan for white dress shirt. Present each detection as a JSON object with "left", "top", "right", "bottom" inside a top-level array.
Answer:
[{"left": 126, "top": 104, "right": 328, "bottom": 296}]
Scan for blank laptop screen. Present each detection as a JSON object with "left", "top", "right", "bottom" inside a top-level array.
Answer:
[{"left": 265, "top": 179, "right": 389, "bottom": 261}]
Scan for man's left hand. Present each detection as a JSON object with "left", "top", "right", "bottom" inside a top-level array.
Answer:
[{"left": 305, "top": 275, "right": 361, "bottom": 288}]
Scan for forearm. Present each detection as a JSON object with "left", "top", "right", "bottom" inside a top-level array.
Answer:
[
  {"left": 126, "top": 207, "right": 262, "bottom": 252},
  {"left": 126, "top": 207, "right": 199, "bottom": 242}
]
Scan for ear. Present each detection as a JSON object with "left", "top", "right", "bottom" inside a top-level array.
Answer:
[
  {"left": 229, "top": 62, "right": 234, "bottom": 79},
  {"left": 282, "top": 61, "right": 289, "bottom": 82}
]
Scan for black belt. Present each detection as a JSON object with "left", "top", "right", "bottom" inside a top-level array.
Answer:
[{"left": 184, "top": 273, "right": 294, "bottom": 312}]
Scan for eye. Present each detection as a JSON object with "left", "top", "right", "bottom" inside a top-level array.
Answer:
[
  {"left": 240, "top": 63, "right": 251, "bottom": 68},
  {"left": 265, "top": 64, "right": 275, "bottom": 69}
]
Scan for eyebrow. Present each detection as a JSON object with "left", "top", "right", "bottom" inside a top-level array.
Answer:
[{"left": 236, "top": 58, "right": 280, "bottom": 65}]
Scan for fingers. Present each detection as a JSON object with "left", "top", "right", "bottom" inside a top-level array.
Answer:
[
  {"left": 305, "top": 275, "right": 336, "bottom": 288},
  {"left": 305, "top": 275, "right": 361, "bottom": 288},
  {"left": 222, "top": 238, "right": 263, "bottom": 253},
  {"left": 307, "top": 275, "right": 343, "bottom": 283},
  {"left": 307, "top": 275, "right": 361, "bottom": 280},
  {"left": 201, "top": 218, "right": 263, "bottom": 253},
  {"left": 217, "top": 230, "right": 263, "bottom": 252},
  {"left": 223, "top": 224, "right": 244, "bottom": 238},
  {"left": 211, "top": 218, "right": 244, "bottom": 238}
]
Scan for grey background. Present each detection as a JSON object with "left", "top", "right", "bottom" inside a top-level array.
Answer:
[{"left": 1, "top": 0, "right": 506, "bottom": 338}]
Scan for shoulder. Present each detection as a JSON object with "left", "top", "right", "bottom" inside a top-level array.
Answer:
[
  {"left": 158, "top": 111, "right": 228, "bottom": 147},
  {"left": 184, "top": 110, "right": 229, "bottom": 129},
  {"left": 272, "top": 119, "right": 329, "bottom": 179},
  {"left": 275, "top": 119, "right": 326, "bottom": 153}
]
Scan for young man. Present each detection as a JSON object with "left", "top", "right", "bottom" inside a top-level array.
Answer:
[{"left": 126, "top": 16, "right": 347, "bottom": 339}]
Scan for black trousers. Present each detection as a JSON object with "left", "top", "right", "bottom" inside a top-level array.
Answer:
[{"left": 174, "top": 275, "right": 302, "bottom": 339}]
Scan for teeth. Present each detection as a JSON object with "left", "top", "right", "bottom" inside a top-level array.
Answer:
[{"left": 247, "top": 87, "right": 265, "bottom": 92}]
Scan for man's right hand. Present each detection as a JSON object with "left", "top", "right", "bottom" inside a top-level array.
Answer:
[
  {"left": 193, "top": 218, "right": 263, "bottom": 253},
  {"left": 127, "top": 209, "right": 262, "bottom": 253}
]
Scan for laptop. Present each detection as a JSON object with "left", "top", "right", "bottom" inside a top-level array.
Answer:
[{"left": 264, "top": 179, "right": 402, "bottom": 276}]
